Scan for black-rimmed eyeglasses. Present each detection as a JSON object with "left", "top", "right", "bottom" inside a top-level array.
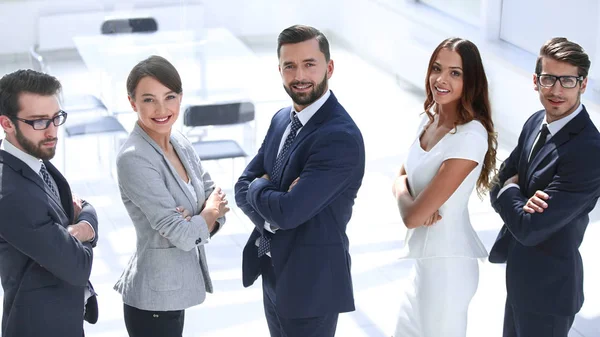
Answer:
[
  {"left": 14, "top": 111, "right": 68, "bottom": 130},
  {"left": 537, "top": 74, "right": 583, "bottom": 89}
]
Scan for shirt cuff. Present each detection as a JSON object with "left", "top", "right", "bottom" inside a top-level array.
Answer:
[
  {"left": 79, "top": 220, "right": 96, "bottom": 241},
  {"left": 498, "top": 183, "right": 520, "bottom": 198},
  {"left": 264, "top": 221, "right": 278, "bottom": 233}
]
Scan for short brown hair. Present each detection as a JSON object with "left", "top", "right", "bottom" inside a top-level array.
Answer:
[
  {"left": 535, "top": 37, "right": 591, "bottom": 78},
  {"left": 277, "top": 25, "right": 330, "bottom": 61},
  {"left": 126, "top": 55, "right": 182, "bottom": 99},
  {"left": 0, "top": 69, "right": 61, "bottom": 120}
]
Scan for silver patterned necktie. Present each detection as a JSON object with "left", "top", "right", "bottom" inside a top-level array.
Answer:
[
  {"left": 39, "top": 163, "right": 59, "bottom": 198},
  {"left": 258, "top": 114, "right": 303, "bottom": 257}
]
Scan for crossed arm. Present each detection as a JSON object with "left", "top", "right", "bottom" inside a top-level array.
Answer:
[
  {"left": 0, "top": 190, "right": 94, "bottom": 286},
  {"left": 244, "top": 131, "right": 361, "bottom": 230},
  {"left": 492, "top": 148, "right": 600, "bottom": 246},
  {"left": 393, "top": 159, "right": 478, "bottom": 228}
]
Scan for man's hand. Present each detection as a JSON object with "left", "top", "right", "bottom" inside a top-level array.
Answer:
[
  {"left": 524, "top": 190, "right": 549, "bottom": 213},
  {"left": 261, "top": 173, "right": 270, "bottom": 181},
  {"left": 288, "top": 177, "right": 300, "bottom": 192},
  {"left": 72, "top": 194, "right": 83, "bottom": 223},
  {"left": 67, "top": 222, "right": 95, "bottom": 242},
  {"left": 503, "top": 174, "right": 519, "bottom": 187}
]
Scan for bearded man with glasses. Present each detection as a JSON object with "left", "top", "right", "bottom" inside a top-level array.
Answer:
[
  {"left": 0, "top": 69, "right": 99, "bottom": 337},
  {"left": 489, "top": 37, "right": 600, "bottom": 337}
]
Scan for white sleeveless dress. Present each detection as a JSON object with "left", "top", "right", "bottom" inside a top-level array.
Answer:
[{"left": 394, "top": 116, "right": 489, "bottom": 337}]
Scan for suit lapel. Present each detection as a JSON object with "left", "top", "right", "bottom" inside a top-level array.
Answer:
[
  {"left": 0, "top": 150, "right": 69, "bottom": 220},
  {"left": 171, "top": 135, "right": 199, "bottom": 212},
  {"left": 44, "top": 160, "right": 71, "bottom": 221},
  {"left": 525, "top": 108, "right": 590, "bottom": 183},
  {"left": 134, "top": 123, "right": 196, "bottom": 210},
  {"left": 269, "top": 107, "right": 293, "bottom": 184},
  {"left": 273, "top": 94, "right": 336, "bottom": 185},
  {"left": 519, "top": 112, "right": 544, "bottom": 183}
]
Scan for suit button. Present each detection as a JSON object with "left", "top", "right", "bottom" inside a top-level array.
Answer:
[{"left": 195, "top": 238, "right": 201, "bottom": 244}]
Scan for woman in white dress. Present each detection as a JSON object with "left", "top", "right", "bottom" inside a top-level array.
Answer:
[{"left": 392, "top": 38, "right": 498, "bottom": 337}]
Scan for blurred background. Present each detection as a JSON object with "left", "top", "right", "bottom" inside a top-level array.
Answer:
[{"left": 1, "top": 0, "right": 599, "bottom": 336}]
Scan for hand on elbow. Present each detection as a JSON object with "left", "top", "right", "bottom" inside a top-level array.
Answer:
[
  {"left": 523, "top": 190, "right": 549, "bottom": 214},
  {"left": 403, "top": 210, "right": 442, "bottom": 229}
]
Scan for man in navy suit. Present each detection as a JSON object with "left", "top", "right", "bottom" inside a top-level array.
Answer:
[
  {"left": 235, "top": 25, "right": 365, "bottom": 337},
  {"left": 0, "top": 69, "right": 99, "bottom": 337},
  {"left": 489, "top": 38, "right": 600, "bottom": 337}
]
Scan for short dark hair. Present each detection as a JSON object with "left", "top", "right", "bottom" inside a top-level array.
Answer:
[
  {"left": 126, "top": 55, "right": 182, "bottom": 99},
  {"left": 535, "top": 37, "right": 591, "bottom": 78},
  {"left": 277, "top": 25, "right": 330, "bottom": 61},
  {"left": 0, "top": 69, "right": 62, "bottom": 119}
]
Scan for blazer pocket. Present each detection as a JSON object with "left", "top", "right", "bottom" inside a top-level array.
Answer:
[{"left": 145, "top": 248, "right": 184, "bottom": 292}]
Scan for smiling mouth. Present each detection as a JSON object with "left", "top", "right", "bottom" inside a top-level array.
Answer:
[
  {"left": 152, "top": 116, "right": 172, "bottom": 124},
  {"left": 434, "top": 86, "right": 450, "bottom": 94},
  {"left": 292, "top": 83, "right": 313, "bottom": 91}
]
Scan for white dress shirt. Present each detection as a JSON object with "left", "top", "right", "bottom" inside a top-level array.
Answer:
[
  {"left": 498, "top": 103, "right": 584, "bottom": 197},
  {"left": 256, "top": 90, "right": 332, "bottom": 256}
]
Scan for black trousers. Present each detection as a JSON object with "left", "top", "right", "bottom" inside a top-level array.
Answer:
[
  {"left": 261, "top": 256, "right": 339, "bottom": 337},
  {"left": 503, "top": 299, "right": 575, "bottom": 337},
  {"left": 123, "top": 303, "right": 185, "bottom": 337}
]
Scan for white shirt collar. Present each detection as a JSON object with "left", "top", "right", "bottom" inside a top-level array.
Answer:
[
  {"left": 0, "top": 138, "right": 43, "bottom": 173},
  {"left": 290, "top": 90, "right": 331, "bottom": 126},
  {"left": 543, "top": 103, "right": 584, "bottom": 136}
]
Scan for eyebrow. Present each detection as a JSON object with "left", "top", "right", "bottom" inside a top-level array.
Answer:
[
  {"left": 433, "top": 62, "right": 463, "bottom": 70},
  {"left": 24, "top": 111, "right": 61, "bottom": 119},
  {"left": 282, "top": 58, "right": 318, "bottom": 66},
  {"left": 140, "top": 91, "right": 176, "bottom": 97}
]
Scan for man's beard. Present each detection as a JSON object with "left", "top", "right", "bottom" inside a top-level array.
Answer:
[
  {"left": 283, "top": 72, "right": 328, "bottom": 108},
  {"left": 15, "top": 125, "right": 57, "bottom": 160}
]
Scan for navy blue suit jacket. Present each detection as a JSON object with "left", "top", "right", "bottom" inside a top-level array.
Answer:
[
  {"left": 0, "top": 139, "right": 98, "bottom": 337},
  {"left": 489, "top": 107, "right": 600, "bottom": 316},
  {"left": 235, "top": 92, "right": 365, "bottom": 319}
]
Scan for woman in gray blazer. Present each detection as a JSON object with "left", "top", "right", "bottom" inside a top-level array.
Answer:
[{"left": 114, "top": 55, "right": 229, "bottom": 337}]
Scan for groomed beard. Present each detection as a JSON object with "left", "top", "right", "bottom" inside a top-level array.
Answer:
[
  {"left": 283, "top": 72, "right": 328, "bottom": 108},
  {"left": 14, "top": 124, "right": 57, "bottom": 160}
]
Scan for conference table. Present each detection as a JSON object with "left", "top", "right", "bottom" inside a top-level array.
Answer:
[{"left": 73, "top": 28, "right": 259, "bottom": 115}]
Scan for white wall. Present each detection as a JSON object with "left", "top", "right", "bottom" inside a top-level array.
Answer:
[
  {"left": 500, "top": 0, "right": 599, "bottom": 79},
  {"left": 327, "top": 0, "right": 600, "bottom": 142}
]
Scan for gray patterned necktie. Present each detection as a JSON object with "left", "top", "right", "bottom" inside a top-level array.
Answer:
[
  {"left": 258, "top": 114, "right": 303, "bottom": 257},
  {"left": 39, "top": 163, "right": 59, "bottom": 198}
]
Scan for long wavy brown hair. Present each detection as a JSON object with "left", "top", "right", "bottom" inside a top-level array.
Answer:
[{"left": 423, "top": 37, "right": 498, "bottom": 198}]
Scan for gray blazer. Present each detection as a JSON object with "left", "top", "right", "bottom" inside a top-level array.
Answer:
[{"left": 114, "top": 123, "right": 225, "bottom": 311}]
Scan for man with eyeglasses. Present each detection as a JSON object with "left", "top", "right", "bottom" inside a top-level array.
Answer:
[
  {"left": 0, "top": 69, "right": 99, "bottom": 337},
  {"left": 489, "top": 37, "right": 600, "bottom": 337}
]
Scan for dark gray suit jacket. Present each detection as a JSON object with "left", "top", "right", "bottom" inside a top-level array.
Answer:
[{"left": 0, "top": 139, "right": 99, "bottom": 337}]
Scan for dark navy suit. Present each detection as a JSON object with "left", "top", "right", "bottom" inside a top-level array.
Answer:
[
  {"left": 0, "top": 139, "right": 98, "bottom": 337},
  {"left": 489, "top": 107, "right": 600, "bottom": 336},
  {"left": 235, "top": 92, "right": 365, "bottom": 336}
]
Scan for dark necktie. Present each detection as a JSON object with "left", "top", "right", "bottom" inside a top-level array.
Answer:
[
  {"left": 39, "top": 163, "right": 59, "bottom": 198},
  {"left": 529, "top": 124, "right": 550, "bottom": 163},
  {"left": 258, "top": 114, "right": 303, "bottom": 257}
]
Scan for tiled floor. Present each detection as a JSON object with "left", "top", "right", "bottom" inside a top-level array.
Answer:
[{"left": 1, "top": 38, "right": 599, "bottom": 337}]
